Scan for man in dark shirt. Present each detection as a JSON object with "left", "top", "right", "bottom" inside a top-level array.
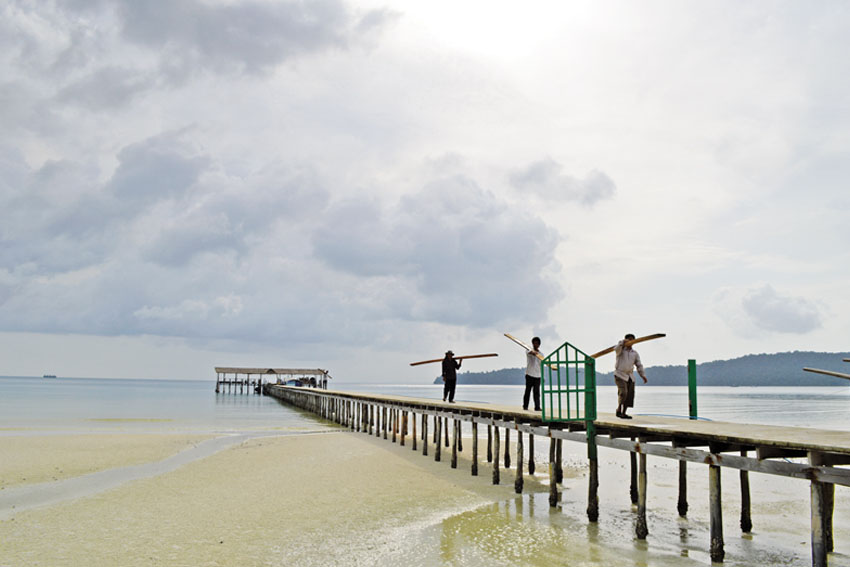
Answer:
[{"left": 442, "top": 350, "right": 462, "bottom": 403}]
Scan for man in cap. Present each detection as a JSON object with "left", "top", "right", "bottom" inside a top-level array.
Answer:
[{"left": 442, "top": 350, "right": 462, "bottom": 403}]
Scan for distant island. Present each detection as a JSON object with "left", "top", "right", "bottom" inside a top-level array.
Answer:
[{"left": 432, "top": 351, "right": 850, "bottom": 387}]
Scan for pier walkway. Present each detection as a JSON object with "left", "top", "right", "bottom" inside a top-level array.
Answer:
[{"left": 265, "top": 384, "right": 850, "bottom": 567}]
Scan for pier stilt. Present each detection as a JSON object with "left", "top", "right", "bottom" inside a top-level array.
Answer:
[
  {"left": 549, "top": 437, "right": 559, "bottom": 507},
  {"left": 392, "top": 410, "right": 397, "bottom": 443},
  {"left": 514, "top": 431, "right": 524, "bottom": 494},
  {"left": 492, "top": 426, "right": 500, "bottom": 485},
  {"left": 504, "top": 428, "right": 511, "bottom": 470},
  {"left": 457, "top": 421, "right": 463, "bottom": 452},
  {"left": 587, "top": 425, "right": 599, "bottom": 522},
  {"left": 809, "top": 452, "right": 828, "bottom": 567},
  {"left": 529, "top": 434, "right": 535, "bottom": 475},
  {"left": 472, "top": 421, "right": 479, "bottom": 476},
  {"left": 383, "top": 407, "right": 388, "bottom": 440},
  {"left": 555, "top": 439, "right": 563, "bottom": 484},
  {"left": 412, "top": 412, "right": 417, "bottom": 451},
  {"left": 435, "top": 416, "right": 442, "bottom": 462},
  {"left": 422, "top": 413, "right": 428, "bottom": 456},
  {"left": 451, "top": 419, "right": 458, "bottom": 469},
  {"left": 636, "top": 444, "right": 649, "bottom": 540},
  {"left": 740, "top": 450, "right": 752, "bottom": 533},
  {"left": 709, "top": 463, "right": 724, "bottom": 562},
  {"left": 487, "top": 426, "right": 493, "bottom": 463},
  {"left": 444, "top": 417, "right": 449, "bottom": 448},
  {"left": 630, "top": 437, "right": 639, "bottom": 505},
  {"left": 400, "top": 411, "right": 406, "bottom": 446}
]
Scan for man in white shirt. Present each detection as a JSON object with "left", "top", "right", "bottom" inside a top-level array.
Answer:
[
  {"left": 614, "top": 333, "right": 648, "bottom": 419},
  {"left": 523, "top": 337, "right": 542, "bottom": 411}
]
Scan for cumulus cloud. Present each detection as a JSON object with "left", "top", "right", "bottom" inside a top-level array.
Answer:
[
  {"left": 714, "top": 284, "right": 823, "bottom": 336},
  {"left": 509, "top": 158, "right": 616, "bottom": 206},
  {"left": 742, "top": 284, "right": 823, "bottom": 334},
  {"left": 312, "top": 175, "right": 563, "bottom": 327}
]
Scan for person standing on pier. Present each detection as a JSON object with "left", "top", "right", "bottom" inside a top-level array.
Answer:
[
  {"left": 523, "top": 337, "right": 542, "bottom": 411},
  {"left": 442, "top": 350, "right": 461, "bottom": 403},
  {"left": 614, "top": 333, "right": 648, "bottom": 419}
]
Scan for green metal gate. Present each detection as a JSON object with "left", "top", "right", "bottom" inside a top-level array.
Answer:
[{"left": 540, "top": 340, "right": 596, "bottom": 423}]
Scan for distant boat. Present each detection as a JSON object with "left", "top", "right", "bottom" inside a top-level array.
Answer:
[{"left": 43, "top": 374, "right": 57, "bottom": 379}]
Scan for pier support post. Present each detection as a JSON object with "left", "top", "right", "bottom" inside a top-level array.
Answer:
[
  {"left": 392, "top": 410, "right": 397, "bottom": 443},
  {"left": 412, "top": 412, "right": 417, "bottom": 451},
  {"left": 435, "top": 417, "right": 441, "bottom": 462},
  {"left": 492, "top": 426, "right": 500, "bottom": 485},
  {"left": 457, "top": 420, "right": 463, "bottom": 452},
  {"left": 548, "top": 437, "right": 559, "bottom": 507},
  {"left": 451, "top": 419, "right": 458, "bottom": 469},
  {"left": 487, "top": 426, "right": 493, "bottom": 463},
  {"left": 709, "top": 463, "right": 725, "bottom": 563},
  {"left": 630, "top": 437, "right": 638, "bottom": 505},
  {"left": 401, "top": 411, "right": 406, "bottom": 446},
  {"left": 740, "top": 450, "right": 752, "bottom": 533},
  {"left": 471, "top": 421, "right": 478, "bottom": 476},
  {"left": 422, "top": 413, "right": 428, "bottom": 456},
  {"left": 678, "top": 460, "right": 689, "bottom": 517},
  {"left": 383, "top": 407, "right": 388, "bottom": 440},
  {"left": 587, "top": 424, "right": 599, "bottom": 522},
  {"left": 636, "top": 442, "right": 649, "bottom": 540},
  {"left": 504, "top": 428, "right": 511, "bottom": 470},
  {"left": 514, "top": 431, "right": 524, "bottom": 494},
  {"left": 555, "top": 439, "right": 563, "bottom": 484},
  {"left": 444, "top": 417, "right": 450, "bottom": 448},
  {"left": 529, "top": 434, "right": 535, "bottom": 475},
  {"left": 809, "top": 452, "right": 829, "bottom": 567}
]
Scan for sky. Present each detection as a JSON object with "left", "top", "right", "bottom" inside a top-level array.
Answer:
[{"left": 1, "top": 0, "right": 848, "bottom": 382}]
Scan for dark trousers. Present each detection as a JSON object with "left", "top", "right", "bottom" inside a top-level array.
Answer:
[
  {"left": 523, "top": 375, "right": 541, "bottom": 410},
  {"left": 443, "top": 378, "right": 456, "bottom": 402}
]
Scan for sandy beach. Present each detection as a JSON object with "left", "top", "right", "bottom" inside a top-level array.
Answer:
[{"left": 2, "top": 427, "right": 850, "bottom": 566}]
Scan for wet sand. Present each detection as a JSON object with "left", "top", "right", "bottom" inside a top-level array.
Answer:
[{"left": 2, "top": 429, "right": 850, "bottom": 566}]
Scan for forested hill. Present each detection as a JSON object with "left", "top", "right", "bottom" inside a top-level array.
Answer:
[{"left": 433, "top": 351, "right": 850, "bottom": 387}]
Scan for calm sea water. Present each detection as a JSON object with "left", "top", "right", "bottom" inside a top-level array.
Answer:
[{"left": 3, "top": 375, "right": 848, "bottom": 432}]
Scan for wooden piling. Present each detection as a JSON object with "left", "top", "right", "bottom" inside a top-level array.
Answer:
[
  {"left": 587, "top": 424, "right": 599, "bottom": 523},
  {"left": 514, "top": 431, "right": 524, "bottom": 494},
  {"left": 678, "top": 460, "right": 688, "bottom": 517},
  {"left": 809, "top": 452, "right": 828, "bottom": 567},
  {"left": 422, "top": 413, "right": 428, "bottom": 456},
  {"left": 709, "top": 463, "right": 725, "bottom": 562},
  {"left": 400, "top": 411, "right": 406, "bottom": 446},
  {"left": 504, "top": 428, "right": 511, "bottom": 470},
  {"left": 740, "top": 450, "right": 752, "bottom": 533},
  {"left": 630, "top": 438, "right": 639, "bottom": 505},
  {"left": 472, "top": 421, "right": 479, "bottom": 476},
  {"left": 451, "top": 419, "right": 458, "bottom": 468},
  {"left": 412, "top": 412, "right": 417, "bottom": 451},
  {"left": 529, "top": 434, "right": 535, "bottom": 475},
  {"left": 555, "top": 439, "right": 563, "bottom": 484},
  {"left": 487, "top": 425, "right": 493, "bottom": 462},
  {"left": 549, "top": 437, "right": 559, "bottom": 507},
  {"left": 636, "top": 445, "right": 648, "bottom": 540},
  {"left": 444, "top": 417, "right": 449, "bottom": 448},
  {"left": 383, "top": 407, "right": 388, "bottom": 440},
  {"left": 457, "top": 420, "right": 463, "bottom": 452},
  {"left": 392, "top": 409, "right": 397, "bottom": 443},
  {"left": 492, "top": 426, "right": 500, "bottom": 485},
  {"left": 435, "top": 416, "right": 441, "bottom": 462}
]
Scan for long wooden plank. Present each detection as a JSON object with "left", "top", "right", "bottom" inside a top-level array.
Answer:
[
  {"left": 804, "top": 367, "right": 850, "bottom": 381},
  {"left": 590, "top": 333, "right": 666, "bottom": 359},
  {"left": 409, "top": 353, "right": 498, "bottom": 367}
]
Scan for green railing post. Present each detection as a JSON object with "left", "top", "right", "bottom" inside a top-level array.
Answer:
[{"left": 688, "top": 359, "right": 698, "bottom": 420}]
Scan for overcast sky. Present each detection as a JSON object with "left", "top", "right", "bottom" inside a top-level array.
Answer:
[{"left": 2, "top": 1, "right": 848, "bottom": 382}]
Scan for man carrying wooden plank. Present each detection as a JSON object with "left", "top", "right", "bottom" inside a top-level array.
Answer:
[
  {"left": 523, "top": 337, "right": 543, "bottom": 412},
  {"left": 614, "top": 333, "right": 648, "bottom": 419},
  {"left": 442, "top": 351, "right": 462, "bottom": 403}
]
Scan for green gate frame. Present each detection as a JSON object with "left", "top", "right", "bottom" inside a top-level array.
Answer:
[{"left": 540, "top": 340, "right": 597, "bottom": 423}]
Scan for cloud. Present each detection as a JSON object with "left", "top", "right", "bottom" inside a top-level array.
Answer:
[
  {"left": 741, "top": 284, "right": 823, "bottom": 334},
  {"left": 714, "top": 284, "right": 823, "bottom": 336},
  {"left": 509, "top": 158, "right": 616, "bottom": 206},
  {"left": 312, "top": 175, "right": 563, "bottom": 327}
]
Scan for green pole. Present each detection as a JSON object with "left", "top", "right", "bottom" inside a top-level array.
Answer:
[{"left": 688, "top": 359, "right": 698, "bottom": 420}]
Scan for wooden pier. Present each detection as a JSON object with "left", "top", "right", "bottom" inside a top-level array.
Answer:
[
  {"left": 215, "top": 367, "right": 330, "bottom": 394},
  {"left": 264, "top": 384, "right": 850, "bottom": 567}
]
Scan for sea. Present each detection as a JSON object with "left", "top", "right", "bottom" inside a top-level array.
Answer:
[
  {"left": 3, "top": 376, "right": 850, "bottom": 566},
  {"left": 2, "top": 376, "right": 849, "bottom": 432}
]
